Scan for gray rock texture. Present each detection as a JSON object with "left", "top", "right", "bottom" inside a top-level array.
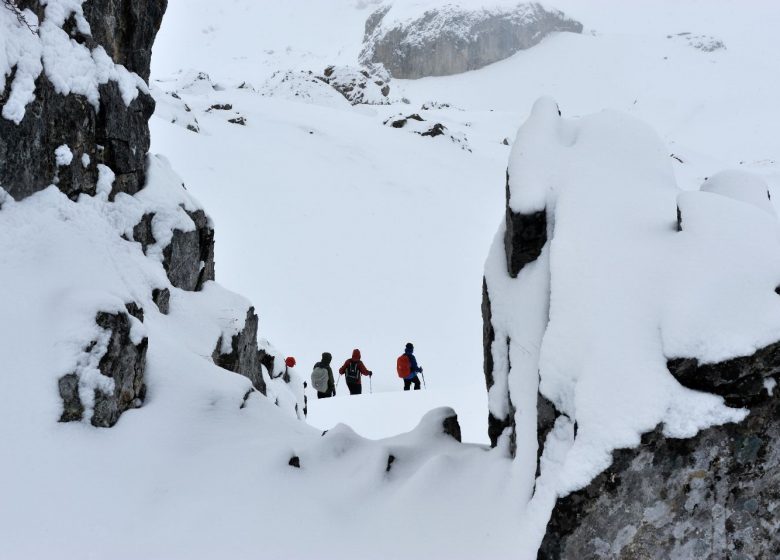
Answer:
[
  {"left": 539, "top": 384, "right": 780, "bottom": 559},
  {"left": 162, "top": 209, "right": 215, "bottom": 291},
  {"left": 132, "top": 209, "right": 216, "bottom": 292},
  {"left": 361, "top": 2, "right": 582, "bottom": 79},
  {"left": 212, "top": 307, "right": 267, "bottom": 395},
  {"left": 0, "top": 0, "right": 166, "bottom": 201},
  {"left": 59, "top": 309, "right": 147, "bottom": 427}
]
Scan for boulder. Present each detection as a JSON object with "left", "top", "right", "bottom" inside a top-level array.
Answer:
[
  {"left": 212, "top": 307, "right": 267, "bottom": 395},
  {"left": 59, "top": 309, "right": 147, "bottom": 428},
  {"left": 361, "top": 3, "right": 582, "bottom": 78},
  {"left": 539, "top": 386, "right": 780, "bottom": 559}
]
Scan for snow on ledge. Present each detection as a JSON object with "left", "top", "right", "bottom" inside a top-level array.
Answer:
[{"left": 1, "top": 0, "right": 147, "bottom": 124}]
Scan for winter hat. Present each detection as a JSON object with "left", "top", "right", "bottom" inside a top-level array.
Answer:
[
  {"left": 285, "top": 356, "right": 296, "bottom": 368},
  {"left": 322, "top": 352, "right": 332, "bottom": 364},
  {"left": 405, "top": 342, "right": 413, "bottom": 352}
]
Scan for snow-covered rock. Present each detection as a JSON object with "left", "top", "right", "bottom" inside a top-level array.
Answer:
[
  {"left": 361, "top": 2, "right": 583, "bottom": 78},
  {"left": 383, "top": 111, "right": 470, "bottom": 151},
  {"left": 484, "top": 97, "right": 780, "bottom": 556},
  {"left": 319, "top": 63, "right": 391, "bottom": 105}
]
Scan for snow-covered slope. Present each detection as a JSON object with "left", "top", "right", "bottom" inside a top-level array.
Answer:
[
  {"left": 4, "top": 0, "right": 780, "bottom": 558},
  {"left": 149, "top": 0, "right": 780, "bottom": 444}
]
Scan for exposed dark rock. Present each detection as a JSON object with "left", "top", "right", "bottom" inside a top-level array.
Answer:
[
  {"left": 288, "top": 456, "right": 300, "bottom": 468},
  {"left": 228, "top": 116, "right": 246, "bottom": 126},
  {"left": 539, "top": 391, "right": 780, "bottom": 560},
  {"left": 124, "top": 302, "right": 144, "bottom": 323},
  {"left": 58, "top": 373, "right": 84, "bottom": 422},
  {"left": 386, "top": 454, "right": 396, "bottom": 472},
  {"left": 60, "top": 310, "right": 147, "bottom": 427},
  {"left": 442, "top": 412, "right": 462, "bottom": 442},
  {"left": 152, "top": 287, "right": 170, "bottom": 315},
  {"left": 162, "top": 209, "right": 215, "bottom": 291},
  {"left": 258, "top": 348, "right": 276, "bottom": 379},
  {"left": 536, "top": 392, "right": 561, "bottom": 477},
  {"left": 212, "top": 307, "right": 266, "bottom": 394},
  {"left": 239, "top": 388, "right": 254, "bottom": 409},
  {"left": 362, "top": 3, "right": 582, "bottom": 79},
  {"left": 483, "top": 278, "right": 517, "bottom": 450},
  {"left": 132, "top": 212, "right": 155, "bottom": 251},
  {"left": 390, "top": 118, "right": 407, "bottom": 128},
  {"left": 668, "top": 340, "right": 780, "bottom": 407},
  {"left": 91, "top": 310, "right": 147, "bottom": 427},
  {"left": 505, "top": 173, "right": 547, "bottom": 278},
  {"left": 1, "top": 0, "right": 166, "bottom": 201},
  {"left": 208, "top": 103, "right": 233, "bottom": 111},
  {"left": 318, "top": 64, "right": 391, "bottom": 105},
  {"left": 420, "top": 123, "right": 446, "bottom": 137}
]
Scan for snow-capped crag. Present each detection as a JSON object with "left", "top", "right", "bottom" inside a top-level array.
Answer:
[
  {"left": 483, "top": 98, "right": 780, "bottom": 558},
  {"left": 0, "top": 0, "right": 302, "bottom": 427},
  {"left": 361, "top": 2, "right": 582, "bottom": 78}
]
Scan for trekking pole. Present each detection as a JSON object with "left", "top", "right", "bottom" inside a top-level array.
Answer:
[
  {"left": 421, "top": 370, "right": 426, "bottom": 389},
  {"left": 369, "top": 373, "right": 373, "bottom": 394},
  {"left": 336, "top": 374, "right": 341, "bottom": 389}
]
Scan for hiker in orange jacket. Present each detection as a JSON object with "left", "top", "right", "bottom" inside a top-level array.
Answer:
[{"left": 339, "top": 349, "right": 372, "bottom": 395}]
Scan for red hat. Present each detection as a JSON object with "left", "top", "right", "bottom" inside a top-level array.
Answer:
[{"left": 285, "top": 356, "right": 296, "bottom": 368}]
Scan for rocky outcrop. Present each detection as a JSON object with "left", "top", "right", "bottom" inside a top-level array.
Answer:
[
  {"left": 162, "top": 209, "right": 215, "bottom": 291},
  {"left": 504, "top": 179, "right": 547, "bottom": 278},
  {"left": 540, "top": 338, "right": 780, "bottom": 558},
  {"left": 483, "top": 172, "right": 549, "bottom": 452},
  {"left": 539, "top": 386, "right": 780, "bottom": 559},
  {"left": 132, "top": 209, "right": 216, "bottom": 291},
  {"left": 212, "top": 307, "right": 267, "bottom": 395},
  {"left": 320, "top": 64, "right": 391, "bottom": 105},
  {"left": 668, "top": 341, "right": 780, "bottom": 407},
  {"left": 361, "top": 3, "right": 582, "bottom": 79},
  {"left": 59, "top": 309, "right": 147, "bottom": 427},
  {"left": 0, "top": 0, "right": 166, "bottom": 201}
]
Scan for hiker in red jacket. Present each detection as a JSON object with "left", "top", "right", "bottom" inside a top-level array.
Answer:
[{"left": 338, "top": 349, "right": 372, "bottom": 395}]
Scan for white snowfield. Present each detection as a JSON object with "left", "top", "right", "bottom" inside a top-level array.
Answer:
[{"left": 2, "top": 0, "right": 780, "bottom": 558}]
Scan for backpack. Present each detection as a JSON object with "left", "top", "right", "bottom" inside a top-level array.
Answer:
[
  {"left": 311, "top": 366, "right": 329, "bottom": 393},
  {"left": 397, "top": 354, "right": 411, "bottom": 378},
  {"left": 345, "top": 361, "right": 361, "bottom": 383}
]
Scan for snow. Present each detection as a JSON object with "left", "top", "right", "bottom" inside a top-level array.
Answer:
[
  {"left": 3, "top": 0, "right": 780, "bottom": 558},
  {"left": 497, "top": 98, "right": 766, "bottom": 495},
  {"left": 700, "top": 170, "right": 775, "bottom": 216},
  {"left": 54, "top": 144, "right": 73, "bottom": 166},
  {"left": 0, "top": 0, "right": 145, "bottom": 123}
]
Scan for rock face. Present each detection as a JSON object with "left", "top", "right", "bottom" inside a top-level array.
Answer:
[
  {"left": 539, "top": 386, "right": 780, "bottom": 559},
  {"left": 212, "top": 308, "right": 267, "bottom": 395},
  {"left": 361, "top": 3, "right": 582, "bottom": 79},
  {"left": 0, "top": 0, "right": 167, "bottom": 201},
  {"left": 132, "top": 209, "right": 216, "bottom": 291},
  {"left": 482, "top": 174, "right": 548, "bottom": 451},
  {"left": 59, "top": 309, "right": 147, "bottom": 427}
]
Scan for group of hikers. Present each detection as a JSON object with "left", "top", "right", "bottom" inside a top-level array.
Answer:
[{"left": 309, "top": 343, "right": 424, "bottom": 398}]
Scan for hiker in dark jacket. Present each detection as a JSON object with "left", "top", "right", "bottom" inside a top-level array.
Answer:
[
  {"left": 402, "top": 342, "right": 422, "bottom": 391},
  {"left": 338, "top": 349, "right": 372, "bottom": 395},
  {"left": 312, "top": 352, "right": 335, "bottom": 398}
]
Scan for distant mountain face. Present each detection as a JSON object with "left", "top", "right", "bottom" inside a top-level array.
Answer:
[{"left": 360, "top": 2, "right": 582, "bottom": 78}]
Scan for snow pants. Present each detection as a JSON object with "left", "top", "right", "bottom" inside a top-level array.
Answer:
[
  {"left": 347, "top": 381, "right": 362, "bottom": 395},
  {"left": 403, "top": 376, "right": 421, "bottom": 391}
]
